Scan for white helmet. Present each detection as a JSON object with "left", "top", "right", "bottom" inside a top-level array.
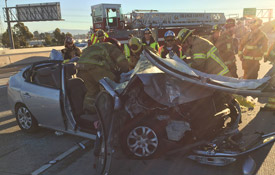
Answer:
[{"left": 164, "top": 30, "right": 175, "bottom": 38}]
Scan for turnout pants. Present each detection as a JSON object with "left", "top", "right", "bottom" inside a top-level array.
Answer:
[
  {"left": 77, "top": 64, "right": 116, "bottom": 113},
  {"left": 227, "top": 62, "right": 238, "bottom": 78},
  {"left": 242, "top": 59, "right": 260, "bottom": 79},
  {"left": 266, "top": 97, "right": 275, "bottom": 110}
]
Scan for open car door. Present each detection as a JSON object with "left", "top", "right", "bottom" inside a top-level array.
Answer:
[{"left": 94, "top": 91, "right": 117, "bottom": 174}]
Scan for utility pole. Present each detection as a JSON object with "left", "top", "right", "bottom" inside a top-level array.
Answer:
[{"left": 5, "top": 0, "right": 15, "bottom": 49}]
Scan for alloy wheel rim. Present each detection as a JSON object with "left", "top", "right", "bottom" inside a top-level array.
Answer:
[
  {"left": 127, "top": 126, "right": 158, "bottom": 157},
  {"left": 17, "top": 107, "right": 32, "bottom": 129}
]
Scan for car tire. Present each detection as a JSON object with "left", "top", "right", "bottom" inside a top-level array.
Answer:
[
  {"left": 15, "top": 105, "right": 38, "bottom": 133},
  {"left": 121, "top": 117, "right": 166, "bottom": 159}
]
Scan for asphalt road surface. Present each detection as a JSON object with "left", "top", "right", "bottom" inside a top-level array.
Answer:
[{"left": 0, "top": 59, "right": 275, "bottom": 175}]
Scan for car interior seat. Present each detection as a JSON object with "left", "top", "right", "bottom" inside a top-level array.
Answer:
[
  {"left": 65, "top": 63, "right": 87, "bottom": 117},
  {"left": 65, "top": 63, "right": 97, "bottom": 130},
  {"left": 33, "top": 65, "right": 61, "bottom": 89}
]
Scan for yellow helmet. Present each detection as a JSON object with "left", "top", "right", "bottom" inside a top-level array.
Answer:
[
  {"left": 177, "top": 28, "right": 195, "bottom": 44},
  {"left": 211, "top": 24, "right": 221, "bottom": 33},
  {"left": 96, "top": 29, "right": 109, "bottom": 38},
  {"left": 129, "top": 37, "right": 143, "bottom": 54}
]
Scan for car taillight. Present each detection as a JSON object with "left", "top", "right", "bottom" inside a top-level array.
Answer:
[{"left": 6, "top": 80, "right": 9, "bottom": 87}]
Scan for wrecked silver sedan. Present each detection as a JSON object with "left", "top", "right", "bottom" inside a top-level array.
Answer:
[
  {"left": 7, "top": 60, "right": 97, "bottom": 139},
  {"left": 93, "top": 49, "right": 275, "bottom": 174}
]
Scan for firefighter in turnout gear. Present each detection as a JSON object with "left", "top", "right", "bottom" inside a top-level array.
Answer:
[
  {"left": 142, "top": 28, "right": 159, "bottom": 52},
  {"left": 215, "top": 18, "right": 238, "bottom": 78},
  {"left": 159, "top": 30, "right": 183, "bottom": 59},
  {"left": 177, "top": 28, "right": 230, "bottom": 76},
  {"left": 96, "top": 29, "right": 123, "bottom": 51},
  {"left": 126, "top": 37, "right": 159, "bottom": 70},
  {"left": 96, "top": 29, "right": 109, "bottom": 43},
  {"left": 88, "top": 29, "right": 109, "bottom": 46},
  {"left": 77, "top": 42, "right": 129, "bottom": 113},
  {"left": 61, "top": 36, "right": 81, "bottom": 62},
  {"left": 238, "top": 17, "right": 268, "bottom": 79},
  {"left": 207, "top": 24, "right": 222, "bottom": 46}
]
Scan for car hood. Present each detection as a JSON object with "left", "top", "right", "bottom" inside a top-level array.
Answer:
[{"left": 102, "top": 49, "right": 275, "bottom": 101}]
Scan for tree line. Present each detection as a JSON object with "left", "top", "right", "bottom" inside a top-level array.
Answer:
[{"left": 1, "top": 22, "right": 72, "bottom": 48}]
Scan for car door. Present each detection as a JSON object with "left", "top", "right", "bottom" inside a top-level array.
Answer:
[{"left": 20, "top": 62, "right": 65, "bottom": 130}]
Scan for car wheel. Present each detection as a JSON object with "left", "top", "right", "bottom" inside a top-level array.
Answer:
[
  {"left": 15, "top": 105, "right": 38, "bottom": 133},
  {"left": 121, "top": 118, "right": 165, "bottom": 159}
]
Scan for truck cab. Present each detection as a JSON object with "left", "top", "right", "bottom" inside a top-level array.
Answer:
[{"left": 91, "top": 3, "right": 124, "bottom": 31}]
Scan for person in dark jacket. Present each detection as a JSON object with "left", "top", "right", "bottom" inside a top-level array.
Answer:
[
  {"left": 61, "top": 36, "right": 81, "bottom": 62},
  {"left": 159, "top": 30, "right": 183, "bottom": 58}
]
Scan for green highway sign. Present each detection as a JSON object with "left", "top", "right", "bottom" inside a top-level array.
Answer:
[{"left": 243, "top": 8, "right": 256, "bottom": 17}]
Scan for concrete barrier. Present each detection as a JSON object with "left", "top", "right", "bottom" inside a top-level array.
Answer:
[
  {"left": 0, "top": 46, "right": 63, "bottom": 68},
  {"left": 0, "top": 46, "right": 63, "bottom": 55}
]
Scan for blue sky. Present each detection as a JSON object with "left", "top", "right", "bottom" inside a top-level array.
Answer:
[{"left": 0, "top": 0, "right": 274, "bottom": 33}]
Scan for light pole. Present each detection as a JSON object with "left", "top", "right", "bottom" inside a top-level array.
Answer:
[{"left": 5, "top": 0, "right": 15, "bottom": 49}]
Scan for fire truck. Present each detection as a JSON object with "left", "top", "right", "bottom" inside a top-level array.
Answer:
[{"left": 90, "top": 3, "right": 226, "bottom": 44}]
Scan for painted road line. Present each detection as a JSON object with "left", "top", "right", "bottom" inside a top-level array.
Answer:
[{"left": 31, "top": 140, "right": 90, "bottom": 175}]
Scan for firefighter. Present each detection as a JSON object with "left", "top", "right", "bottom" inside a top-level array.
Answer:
[
  {"left": 96, "top": 29, "right": 123, "bottom": 51},
  {"left": 262, "top": 42, "right": 275, "bottom": 111},
  {"left": 238, "top": 17, "right": 268, "bottom": 79},
  {"left": 141, "top": 28, "right": 159, "bottom": 52},
  {"left": 207, "top": 24, "right": 222, "bottom": 45},
  {"left": 77, "top": 42, "right": 129, "bottom": 113},
  {"left": 159, "top": 30, "right": 183, "bottom": 58},
  {"left": 61, "top": 36, "right": 81, "bottom": 62},
  {"left": 127, "top": 37, "right": 158, "bottom": 70},
  {"left": 96, "top": 29, "right": 109, "bottom": 43},
  {"left": 235, "top": 19, "right": 249, "bottom": 41},
  {"left": 215, "top": 18, "right": 238, "bottom": 78},
  {"left": 176, "top": 28, "right": 230, "bottom": 76}
]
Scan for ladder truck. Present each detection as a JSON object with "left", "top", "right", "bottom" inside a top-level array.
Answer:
[{"left": 90, "top": 3, "right": 226, "bottom": 45}]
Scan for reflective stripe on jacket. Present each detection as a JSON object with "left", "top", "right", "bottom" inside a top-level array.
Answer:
[
  {"left": 90, "top": 33, "right": 99, "bottom": 45},
  {"left": 266, "top": 97, "right": 275, "bottom": 109},
  {"left": 187, "top": 36, "right": 229, "bottom": 76},
  {"left": 124, "top": 44, "right": 131, "bottom": 61}
]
